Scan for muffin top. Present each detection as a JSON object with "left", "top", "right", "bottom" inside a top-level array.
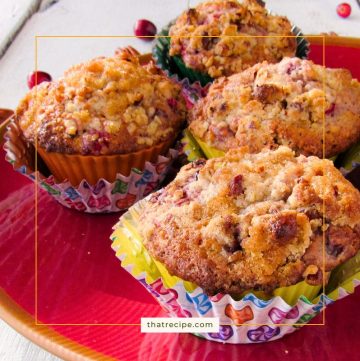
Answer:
[
  {"left": 169, "top": 0, "right": 296, "bottom": 78},
  {"left": 190, "top": 57, "right": 360, "bottom": 158},
  {"left": 16, "top": 48, "right": 186, "bottom": 155},
  {"left": 140, "top": 146, "right": 360, "bottom": 295}
]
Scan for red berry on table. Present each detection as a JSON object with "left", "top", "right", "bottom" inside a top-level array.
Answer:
[
  {"left": 336, "top": 3, "right": 351, "bottom": 18},
  {"left": 134, "top": 19, "right": 157, "bottom": 41},
  {"left": 27, "top": 71, "right": 52, "bottom": 89}
]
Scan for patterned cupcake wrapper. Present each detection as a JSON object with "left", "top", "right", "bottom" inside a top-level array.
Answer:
[
  {"left": 181, "top": 129, "right": 345, "bottom": 163},
  {"left": 3, "top": 121, "right": 178, "bottom": 213},
  {"left": 111, "top": 198, "right": 360, "bottom": 344},
  {"left": 153, "top": 21, "right": 309, "bottom": 86}
]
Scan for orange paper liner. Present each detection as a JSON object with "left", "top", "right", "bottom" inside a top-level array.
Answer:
[
  {"left": 37, "top": 138, "right": 174, "bottom": 186},
  {"left": 4, "top": 121, "right": 178, "bottom": 213}
]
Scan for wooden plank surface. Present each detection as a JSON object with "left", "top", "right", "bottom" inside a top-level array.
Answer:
[
  {"left": 0, "top": 0, "right": 360, "bottom": 110},
  {"left": 0, "top": 0, "right": 42, "bottom": 57},
  {"left": 0, "top": 319, "right": 61, "bottom": 361}
]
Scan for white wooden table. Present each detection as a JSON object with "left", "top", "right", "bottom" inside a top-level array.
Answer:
[{"left": 0, "top": 0, "right": 359, "bottom": 360}]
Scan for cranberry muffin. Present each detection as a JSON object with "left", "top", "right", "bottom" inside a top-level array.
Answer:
[
  {"left": 189, "top": 57, "right": 360, "bottom": 158},
  {"left": 17, "top": 49, "right": 186, "bottom": 156},
  {"left": 14, "top": 48, "right": 187, "bottom": 185},
  {"left": 139, "top": 146, "right": 360, "bottom": 295},
  {"left": 169, "top": 0, "right": 296, "bottom": 78}
]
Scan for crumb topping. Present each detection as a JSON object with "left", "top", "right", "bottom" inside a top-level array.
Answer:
[
  {"left": 16, "top": 49, "right": 186, "bottom": 155},
  {"left": 140, "top": 147, "right": 360, "bottom": 295},
  {"left": 190, "top": 57, "right": 360, "bottom": 158},
  {"left": 169, "top": 0, "right": 296, "bottom": 78}
]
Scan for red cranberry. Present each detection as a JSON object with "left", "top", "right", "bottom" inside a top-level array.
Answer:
[
  {"left": 229, "top": 175, "right": 244, "bottom": 196},
  {"left": 27, "top": 71, "right": 52, "bottom": 89},
  {"left": 336, "top": 3, "right": 351, "bottom": 18},
  {"left": 134, "top": 19, "right": 157, "bottom": 41},
  {"left": 286, "top": 62, "right": 297, "bottom": 75}
]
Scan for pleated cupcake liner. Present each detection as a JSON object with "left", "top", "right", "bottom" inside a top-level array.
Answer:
[
  {"left": 153, "top": 21, "right": 309, "bottom": 86},
  {"left": 337, "top": 141, "right": 360, "bottom": 191},
  {"left": 3, "top": 120, "right": 178, "bottom": 213},
  {"left": 181, "top": 129, "right": 360, "bottom": 192},
  {"left": 111, "top": 198, "right": 360, "bottom": 344},
  {"left": 343, "top": 164, "right": 360, "bottom": 192},
  {"left": 152, "top": 21, "right": 212, "bottom": 87},
  {"left": 180, "top": 128, "right": 224, "bottom": 161}
]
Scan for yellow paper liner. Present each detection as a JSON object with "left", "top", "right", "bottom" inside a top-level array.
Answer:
[
  {"left": 182, "top": 129, "right": 225, "bottom": 160},
  {"left": 182, "top": 130, "right": 347, "bottom": 165},
  {"left": 111, "top": 198, "right": 360, "bottom": 307},
  {"left": 111, "top": 199, "right": 360, "bottom": 343}
]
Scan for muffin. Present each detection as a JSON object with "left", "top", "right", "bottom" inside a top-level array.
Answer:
[
  {"left": 112, "top": 146, "right": 360, "bottom": 343},
  {"left": 168, "top": 0, "right": 297, "bottom": 79},
  {"left": 139, "top": 146, "right": 360, "bottom": 295},
  {"left": 189, "top": 57, "right": 360, "bottom": 159},
  {"left": 14, "top": 47, "right": 187, "bottom": 186}
]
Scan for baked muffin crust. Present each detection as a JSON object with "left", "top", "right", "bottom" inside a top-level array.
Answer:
[
  {"left": 140, "top": 147, "right": 360, "bottom": 295},
  {"left": 16, "top": 49, "right": 186, "bottom": 155},
  {"left": 169, "top": 0, "right": 296, "bottom": 78},
  {"left": 189, "top": 57, "right": 360, "bottom": 158}
]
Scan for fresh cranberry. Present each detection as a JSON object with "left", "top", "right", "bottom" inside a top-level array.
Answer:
[
  {"left": 27, "top": 71, "right": 52, "bottom": 89},
  {"left": 336, "top": 3, "right": 351, "bottom": 18},
  {"left": 134, "top": 19, "right": 157, "bottom": 41}
]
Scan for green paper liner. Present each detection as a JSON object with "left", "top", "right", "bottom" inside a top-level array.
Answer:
[{"left": 153, "top": 22, "right": 212, "bottom": 86}]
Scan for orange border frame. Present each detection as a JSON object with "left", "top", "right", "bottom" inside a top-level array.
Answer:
[{"left": 34, "top": 33, "right": 327, "bottom": 328}]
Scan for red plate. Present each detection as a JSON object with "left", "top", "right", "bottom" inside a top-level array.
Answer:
[{"left": 1, "top": 39, "right": 360, "bottom": 361}]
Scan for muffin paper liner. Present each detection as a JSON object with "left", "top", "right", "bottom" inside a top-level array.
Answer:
[
  {"left": 341, "top": 141, "right": 360, "bottom": 170},
  {"left": 181, "top": 130, "right": 360, "bottom": 191},
  {"left": 343, "top": 164, "right": 360, "bottom": 192},
  {"left": 152, "top": 21, "right": 212, "bottom": 87},
  {"left": 181, "top": 129, "right": 225, "bottom": 161},
  {"left": 36, "top": 138, "right": 175, "bottom": 186},
  {"left": 111, "top": 198, "right": 360, "bottom": 344},
  {"left": 337, "top": 141, "right": 360, "bottom": 191},
  {"left": 153, "top": 21, "right": 309, "bottom": 86},
  {"left": 3, "top": 120, "right": 178, "bottom": 213},
  {"left": 180, "top": 129, "right": 205, "bottom": 162},
  {"left": 181, "top": 129, "right": 350, "bottom": 163}
]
